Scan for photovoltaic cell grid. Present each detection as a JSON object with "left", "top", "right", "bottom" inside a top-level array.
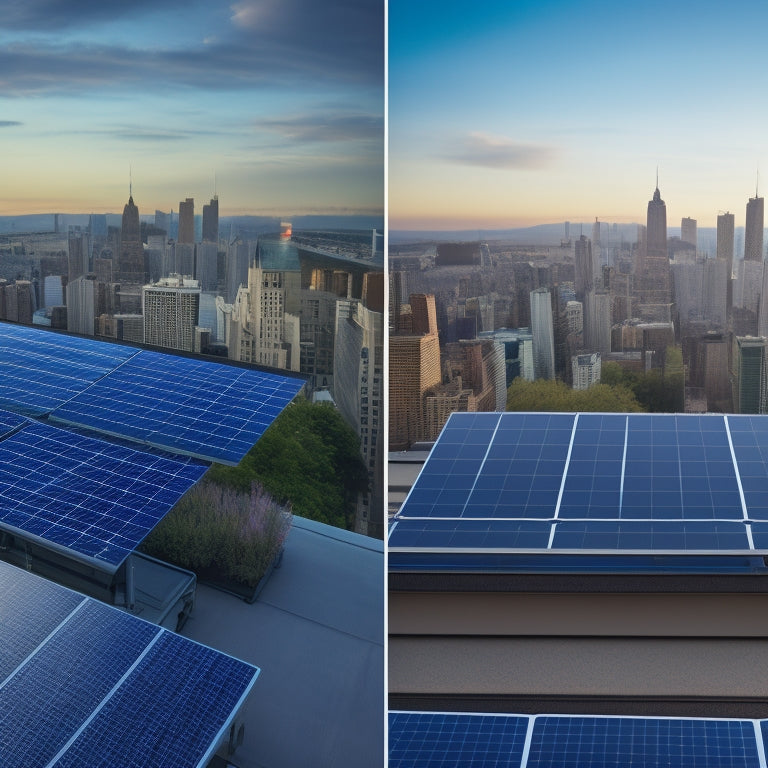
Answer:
[
  {"left": 390, "top": 412, "right": 768, "bottom": 555},
  {"left": 0, "top": 323, "right": 138, "bottom": 416},
  {"left": 51, "top": 349, "right": 305, "bottom": 464},
  {"left": 0, "top": 561, "right": 259, "bottom": 768},
  {"left": 389, "top": 712, "right": 764, "bottom": 768},
  {"left": 0, "top": 420, "right": 207, "bottom": 570}
]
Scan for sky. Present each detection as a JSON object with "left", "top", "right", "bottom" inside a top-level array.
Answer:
[
  {"left": 389, "top": 0, "right": 768, "bottom": 231},
  {"left": 0, "top": 0, "right": 383, "bottom": 217}
]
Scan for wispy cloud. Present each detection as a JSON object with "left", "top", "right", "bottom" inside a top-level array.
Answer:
[
  {"left": 443, "top": 132, "right": 557, "bottom": 170},
  {"left": 0, "top": 121, "right": 22, "bottom": 127},
  {"left": 254, "top": 114, "right": 383, "bottom": 144}
]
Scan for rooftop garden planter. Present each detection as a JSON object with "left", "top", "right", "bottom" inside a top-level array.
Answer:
[{"left": 142, "top": 480, "right": 292, "bottom": 602}]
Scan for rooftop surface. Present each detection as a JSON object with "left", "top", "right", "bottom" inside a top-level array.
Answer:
[{"left": 182, "top": 516, "right": 385, "bottom": 768}]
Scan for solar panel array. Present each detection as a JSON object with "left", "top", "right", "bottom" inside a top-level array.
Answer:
[
  {"left": 0, "top": 417, "right": 207, "bottom": 570},
  {"left": 0, "top": 561, "right": 259, "bottom": 768},
  {"left": 390, "top": 413, "right": 768, "bottom": 560},
  {"left": 0, "top": 323, "right": 304, "bottom": 464},
  {"left": 51, "top": 349, "right": 304, "bottom": 464},
  {"left": 389, "top": 711, "right": 764, "bottom": 768}
]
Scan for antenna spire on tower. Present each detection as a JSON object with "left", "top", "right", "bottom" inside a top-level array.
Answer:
[{"left": 129, "top": 163, "right": 133, "bottom": 199}]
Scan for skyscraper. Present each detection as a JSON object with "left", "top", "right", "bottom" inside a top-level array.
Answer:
[
  {"left": 744, "top": 195, "right": 764, "bottom": 262},
  {"left": 734, "top": 336, "right": 768, "bottom": 413},
  {"left": 716, "top": 212, "right": 735, "bottom": 276},
  {"left": 178, "top": 197, "right": 195, "bottom": 244},
  {"left": 202, "top": 196, "right": 219, "bottom": 243},
  {"left": 681, "top": 217, "right": 697, "bottom": 248},
  {"left": 118, "top": 194, "right": 145, "bottom": 285},
  {"left": 530, "top": 287, "right": 555, "bottom": 380},
  {"left": 637, "top": 182, "right": 671, "bottom": 313},
  {"left": 574, "top": 234, "right": 594, "bottom": 300}
]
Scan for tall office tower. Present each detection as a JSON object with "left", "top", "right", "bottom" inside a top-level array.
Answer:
[
  {"left": 530, "top": 287, "right": 555, "bottom": 380},
  {"left": 389, "top": 334, "right": 441, "bottom": 451},
  {"left": 118, "top": 194, "right": 146, "bottom": 285},
  {"left": 716, "top": 212, "right": 735, "bottom": 276},
  {"left": 637, "top": 183, "right": 672, "bottom": 312},
  {"left": 584, "top": 289, "right": 611, "bottom": 355},
  {"left": 202, "top": 196, "right": 219, "bottom": 243},
  {"left": 574, "top": 235, "right": 594, "bottom": 300},
  {"left": 225, "top": 239, "right": 251, "bottom": 303},
  {"left": 195, "top": 242, "right": 219, "bottom": 292},
  {"left": 142, "top": 275, "right": 201, "bottom": 352},
  {"left": 698, "top": 334, "right": 731, "bottom": 411},
  {"left": 178, "top": 198, "right": 195, "bottom": 244},
  {"left": 591, "top": 218, "right": 603, "bottom": 274},
  {"left": 6, "top": 281, "right": 35, "bottom": 324},
  {"left": 681, "top": 217, "right": 697, "bottom": 248},
  {"left": 702, "top": 258, "right": 728, "bottom": 331},
  {"left": 572, "top": 352, "right": 602, "bottom": 390},
  {"left": 389, "top": 271, "right": 404, "bottom": 333},
  {"left": 734, "top": 336, "right": 768, "bottom": 413},
  {"left": 66, "top": 275, "right": 96, "bottom": 336},
  {"left": 565, "top": 300, "right": 583, "bottom": 334},
  {"left": 333, "top": 299, "right": 384, "bottom": 538},
  {"left": 744, "top": 195, "right": 764, "bottom": 262},
  {"left": 410, "top": 293, "right": 438, "bottom": 335},
  {"left": 154, "top": 210, "right": 170, "bottom": 234},
  {"left": 42, "top": 275, "right": 65, "bottom": 308},
  {"left": 758, "top": 266, "right": 768, "bottom": 338},
  {"left": 67, "top": 232, "right": 89, "bottom": 281}
]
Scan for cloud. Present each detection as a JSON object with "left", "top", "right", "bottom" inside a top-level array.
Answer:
[
  {"left": 0, "top": 121, "right": 22, "bottom": 127},
  {"left": 0, "top": 0, "right": 382, "bottom": 93},
  {"left": 443, "top": 132, "right": 557, "bottom": 170},
  {"left": 254, "top": 114, "right": 383, "bottom": 144},
  {"left": 0, "top": 0, "right": 188, "bottom": 30}
]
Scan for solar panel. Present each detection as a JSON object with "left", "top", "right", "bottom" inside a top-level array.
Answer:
[
  {"left": 51, "top": 349, "right": 304, "bottom": 464},
  {"left": 0, "top": 421, "right": 207, "bottom": 571},
  {"left": 0, "top": 324, "right": 138, "bottom": 416},
  {"left": 388, "top": 711, "right": 530, "bottom": 768},
  {"left": 0, "top": 561, "right": 259, "bottom": 768},
  {"left": 389, "top": 712, "right": 763, "bottom": 768},
  {"left": 0, "top": 409, "right": 27, "bottom": 440},
  {"left": 390, "top": 413, "right": 768, "bottom": 560}
]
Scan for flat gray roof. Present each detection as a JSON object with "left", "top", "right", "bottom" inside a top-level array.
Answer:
[{"left": 182, "top": 516, "right": 384, "bottom": 768}]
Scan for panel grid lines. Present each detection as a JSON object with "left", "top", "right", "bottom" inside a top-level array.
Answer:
[
  {"left": 390, "top": 712, "right": 764, "bottom": 768},
  {"left": 0, "top": 562, "right": 259, "bottom": 768},
  {"left": 390, "top": 413, "right": 768, "bottom": 556}
]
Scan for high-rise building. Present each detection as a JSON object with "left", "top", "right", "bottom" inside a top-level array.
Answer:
[
  {"left": 744, "top": 195, "right": 764, "bottom": 262},
  {"left": 583, "top": 289, "right": 611, "bottom": 355},
  {"left": 574, "top": 235, "right": 594, "bottom": 300},
  {"left": 637, "top": 183, "right": 672, "bottom": 313},
  {"left": 716, "top": 212, "right": 735, "bottom": 276},
  {"left": 530, "top": 287, "right": 555, "bottom": 380},
  {"left": 681, "top": 217, "right": 697, "bottom": 248},
  {"left": 410, "top": 293, "right": 438, "bottom": 335},
  {"left": 142, "top": 275, "right": 200, "bottom": 352},
  {"left": 178, "top": 198, "right": 195, "bottom": 244},
  {"left": 333, "top": 299, "right": 384, "bottom": 538},
  {"left": 66, "top": 275, "right": 96, "bottom": 336},
  {"left": 118, "top": 194, "right": 146, "bottom": 284},
  {"left": 202, "top": 196, "right": 219, "bottom": 243},
  {"left": 734, "top": 336, "right": 768, "bottom": 413}
]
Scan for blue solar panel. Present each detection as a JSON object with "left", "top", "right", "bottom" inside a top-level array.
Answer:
[
  {"left": 54, "top": 632, "right": 259, "bottom": 768},
  {"left": 0, "top": 421, "right": 207, "bottom": 570},
  {"left": 51, "top": 349, "right": 304, "bottom": 464},
  {"left": 528, "top": 716, "right": 760, "bottom": 768},
  {"left": 391, "top": 413, "right": 768, "bottom": 561},
  {"left": 389, "top": 712, "right": 763, "bottom": 768},
  {"left": 0, "top": 409, "right": 27, "bottom": 440},
  {"left": 0, "top": 561, "right": 259, "bottom": 768},
  {"left": 389, "top": 711, "right": 529, "bottom": 768},
  {"left": 0, "top": 324, "right": 138, "bottom": 416}
]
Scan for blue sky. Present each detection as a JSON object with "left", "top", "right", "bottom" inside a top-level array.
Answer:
[
  {"left": 389, "top": 0, "right": 768, "bottom": 230},
  {"left": 0, "top": 0, "right": 383, "bottom": 217}
]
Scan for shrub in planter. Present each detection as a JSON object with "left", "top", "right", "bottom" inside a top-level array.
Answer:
[{"left": 142, "top": 480, "right": 292, "bottom": 590}]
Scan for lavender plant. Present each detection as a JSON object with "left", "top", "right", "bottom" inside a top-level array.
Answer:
[{"left": 142, "top": 480, "right": 292, "bottom": 588}]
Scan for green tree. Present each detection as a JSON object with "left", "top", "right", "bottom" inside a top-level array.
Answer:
[
  {"left": 506, "top": 378, "right": 643, "bottom": 413},
  {"left": 206, "top": 398, "right": 368, "bottom": 530}
]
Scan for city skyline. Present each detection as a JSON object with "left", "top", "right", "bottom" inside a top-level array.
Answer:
[
  {"left": 389, "top": 0, "right": 768, "bottom": 231},
  {"left": 0, "top": 0, "right": 384, "bottom": 217}
]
